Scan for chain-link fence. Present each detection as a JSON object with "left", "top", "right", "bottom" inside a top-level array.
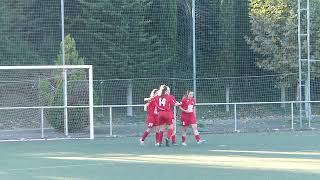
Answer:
[{"left": 1, "top": 0, "right": 320, "bottom": 138}]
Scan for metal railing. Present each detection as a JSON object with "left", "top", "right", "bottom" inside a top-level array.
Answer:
[
  {"left": 0, "top": 101, "right": 318, "bottom": 141},
  {"left": 95, "top": 101, "right": 320, "bottom": 136},
  {"left": 0, "top": 105, "right": 93, "bottom": 141}
]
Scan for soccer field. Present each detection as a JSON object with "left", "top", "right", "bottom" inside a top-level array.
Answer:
[{"left": 1, "top": 131, "right": 320, "bottom": 180}]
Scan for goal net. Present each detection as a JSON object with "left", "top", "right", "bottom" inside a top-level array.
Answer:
[{"left": 0, "top": 65, "right": 93, "bottom": 141}]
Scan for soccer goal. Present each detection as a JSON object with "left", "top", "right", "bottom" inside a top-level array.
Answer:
[{"left": 0, "top": 65, "right": 94, "bottom": 141}]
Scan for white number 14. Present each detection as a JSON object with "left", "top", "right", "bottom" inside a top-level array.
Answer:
[{"left": 159, "top": 98, "right": 166, "bottom": 106}]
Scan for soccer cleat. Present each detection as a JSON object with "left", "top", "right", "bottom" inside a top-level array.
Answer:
[
  {"left": 197, "top": 139, "right": 206, "bottom": 144},
  {"left": 140, "top": 138, "right": 144, "bottom": 145},
  {"left": 155, "top": 143, "right": 160, "bottom": 147},
  {"left": 165, "top": 138, "right": 170, "bottom": 147},
  {"left": 172, "top": 143, "right": 179, "bottom": 146},
  {"left": 181, "top": 142, "right": 187, "bottom": 146}
]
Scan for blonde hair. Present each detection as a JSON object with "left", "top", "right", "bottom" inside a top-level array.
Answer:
[
  {"left": 149, "top": 89, "right": 158, "bottom": 98},
  {"left": 166, "top": 86, "right": 170, "bottom": 95},
  {"left": 159, "top": 85, "right": 167, "bottom": 97},
  {"left": 144, "top": 89, "right": 158, "bottom": 102},
  {"left": 157, "top": 85, "right": 165, "bottom": 96}
]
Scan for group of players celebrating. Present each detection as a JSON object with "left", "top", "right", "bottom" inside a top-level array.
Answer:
[{"left": 140, "top": 84, "right": 205, "bottom": 147}]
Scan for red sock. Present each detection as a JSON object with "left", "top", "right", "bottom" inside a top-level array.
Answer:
[
  {"left": 155, "top": 132, "right": 159, "bottom": 143},
  {"left": 195, "top": 134, "right": 201, "bottom": 142},
  {"left": 141, "top": 131, "right": 149, "bottom": 141},
  {"left": 182, "top": 135, "right": 186, "bottom": 143},
  {"left": 172, "top": 134, "right": 176, "bottom": 144},
  {"left": 167, "top": 129, "right": 173, "bottom": 140},
  {"left": 159, "top": 131, "right": 164, "bottom": 144}
]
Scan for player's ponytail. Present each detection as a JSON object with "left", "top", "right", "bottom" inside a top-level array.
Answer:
[
  {"left": 166, "top": 86, "right": 170, "bottom": 95},
  {"left": 150, "top": 89, "right": 158, "bottom": 98},
  {"left": 159, "top": 85, "right": 167, "bottom": 97},
  {"left": 144, "top": 89, "right": 158, "bottom": 102}
]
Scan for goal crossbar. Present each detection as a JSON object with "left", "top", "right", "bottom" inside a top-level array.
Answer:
[{"left": 0, "top": 65, "right": 92, "bottom": 70}]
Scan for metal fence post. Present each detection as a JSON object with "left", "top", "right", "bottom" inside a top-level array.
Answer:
[
  {"left": 291, "top": 102, "right": 294, "bottom": 130},
  {"left": 109, "top": 107, "right": 113, "bottom": 136},
  {"left": 234, "top": 104, "right": 237, "bottom": 132},
  {"left": 100, "top": 80, "right": 104, "bottom": 116},
  {"left": 41, "top": 108, "right": 44, "bottom": 138},
  {"left": 308, "top": 102, "right": 311, "bottom": 128},
  {"left": 174, "top": 106, "right": 177, "bottom": 134}
]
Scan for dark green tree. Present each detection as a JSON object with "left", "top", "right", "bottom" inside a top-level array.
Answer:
[
  {"left": 0, "top": 1, "right": 42, "bottom": 65},
  {"left": 39, "top": 34, "right": 89, "bottom": 132},
  {"left": 65, "top": 0, "right": 164, "bottom": 80}
]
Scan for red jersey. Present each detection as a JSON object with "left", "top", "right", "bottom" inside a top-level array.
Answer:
[
  {"left": 147, "top": 100, "right": 157, "bottom": 116},
  {"left": 152, "top": 95, "right": 176, "bottom": 112},
  {"left": 145, "top": 100, "right": 159, "bottom": 127},
  {"left": 181, "top": 97, "right": 195, "bottom": 115}
]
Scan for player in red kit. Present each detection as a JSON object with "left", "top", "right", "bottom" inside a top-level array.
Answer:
[
  {"left": 140, "top": 89, "right": 159, "bottom": 145},
  {"left": 165, "top": 86, "right": 177, "bottom": 145},
  {"left": 152, "top": 85, "right": 181, "bottom": 147},
  {"left": 179, "top": 90, "right": 206, "bottom": 146}
]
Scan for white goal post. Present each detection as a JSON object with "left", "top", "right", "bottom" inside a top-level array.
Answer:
[{"left": 0, "top": 65, "right": 94, "bottom": 141}]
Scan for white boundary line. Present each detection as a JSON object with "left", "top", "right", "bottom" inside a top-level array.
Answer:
[{"left": 0, "top": 138, "right": 91, "bottom": 142}]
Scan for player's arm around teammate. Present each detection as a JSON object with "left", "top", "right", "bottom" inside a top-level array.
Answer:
[
  {"left": 155, "top": 85, "right": 180, "bottom": 147},
  {"left": 140, "top": 89, "right": 160, "bottom": 145},
  {"left": 179, "top": 90, "right": 205, "bottom": 146},
  {"left": 164, "top": 86, "right": 179, "bottom": 145}
]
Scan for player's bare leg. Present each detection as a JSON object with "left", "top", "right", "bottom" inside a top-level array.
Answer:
[
  {"left": 157, "top": 125, "right": 165, "bottom": 147},
  {"left": 165, "top": 124, "right": 174, "bottom": 147},
  {"left": 171, "top": 133, "right": 177, "bottom": 145},
  {"left": 155, "top": 125, "right": 160, "bottom": 146},
  {"left": 181, "top": 125, "right": 188, "bottom": 146},
  {"left": 191, "top": 124, "right": 206, "bottom": 144},
  {"left": 140, "top": 126, "right": 153, "bottom": 145},
  {"left": 171, "top": 119, "right": 177, "bottom": 145}
]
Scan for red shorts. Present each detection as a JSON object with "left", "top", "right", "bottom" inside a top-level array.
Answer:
[
  {"left": 181, "top": 114, "right": 197, "bottom": 126},
  {"left": 158, "top": 111, "right": 173, "bottom": 125},
  {"left": 146, "top": 115, "right": 158, "bottom": 128}
]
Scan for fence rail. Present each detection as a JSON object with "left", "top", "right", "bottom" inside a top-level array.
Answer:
[
  {"left": 0, "top": 101, "right": 319, "bottom": 140},
  {"left": 95, "top": 101, "right": 320, "bottom": 136}
]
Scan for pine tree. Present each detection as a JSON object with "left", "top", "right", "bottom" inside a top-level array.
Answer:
[{"left": 40, "top": 34, "right": 89, "bottom": 132}]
